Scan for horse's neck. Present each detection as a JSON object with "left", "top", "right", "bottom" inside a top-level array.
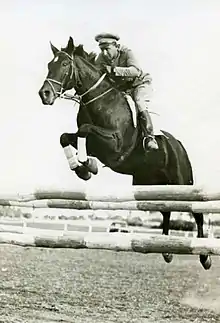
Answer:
[{"left": 75, "top": 57, "right": 111, "bottom": 98}]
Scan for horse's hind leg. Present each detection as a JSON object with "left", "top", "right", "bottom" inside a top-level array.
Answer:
[
  {"left": 161, "top": 211, "right": 173, "bottom": 263},
  {"left": 193, "top": 212, "right": 212, "bottom": 270}
]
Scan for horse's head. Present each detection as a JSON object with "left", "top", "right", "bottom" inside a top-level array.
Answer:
[
  {"left": 38, "top": 37, "right": 99, "bottom": 105},
  {"left": 39, "top": 37, "right": 77, "bottom": 105}
]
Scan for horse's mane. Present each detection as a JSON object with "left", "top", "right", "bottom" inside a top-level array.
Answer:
[
  {"left": 61, "top": 44, "right": 97, "bottom": 65},
  {"left": 61, "top": 42, "right": 118, "bottom": 89}
]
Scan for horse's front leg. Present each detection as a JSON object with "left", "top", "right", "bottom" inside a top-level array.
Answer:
[
  {"left": 77, "top": 134, "right": 98, "bottom": 175},
  {"left": 60, "top": 132, "right": 97, "bottom": 181}
]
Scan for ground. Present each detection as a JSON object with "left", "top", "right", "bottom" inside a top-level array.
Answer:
[{"left": 1, "top": 245, "right": 220, "bottom": 323}]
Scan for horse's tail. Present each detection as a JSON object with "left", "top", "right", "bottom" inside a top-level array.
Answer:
[
  {"left": 177, "top": 139, "right": 194, "bottom": 185},
  {"left": 161, "top": 130, "right": 194, "bottom": 186}
]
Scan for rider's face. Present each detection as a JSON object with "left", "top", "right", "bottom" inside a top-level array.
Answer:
[{"left": 100, "top": 43, "right": 118, "bottom": 60}]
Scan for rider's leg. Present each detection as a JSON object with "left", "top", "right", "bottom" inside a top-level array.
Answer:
[{"left": 132, "top": 83, "right": 158, "bottom": 151}]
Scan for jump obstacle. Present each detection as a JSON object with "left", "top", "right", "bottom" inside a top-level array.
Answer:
[
  {"left": 0, "top": 185, "right": 220, "bottom": 256},
  {"left": 1, "top": 185, "right": 220, "bottom": 212}
]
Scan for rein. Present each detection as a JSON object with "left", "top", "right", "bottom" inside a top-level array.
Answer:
[{"left": 45, "top": 51, "right": 113, "bottom": 106}]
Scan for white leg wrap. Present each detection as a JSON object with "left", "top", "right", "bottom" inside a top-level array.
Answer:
[
  {"left": 77, "top": 137, "right": 87, "bottom": 163},
  {"left": 63, "top": 146, "right": 79, "bottom": 170}
]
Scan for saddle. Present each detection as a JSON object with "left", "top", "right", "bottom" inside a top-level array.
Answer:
[{"left": 123, "top": 93, "right": 164, "bottom": 136}]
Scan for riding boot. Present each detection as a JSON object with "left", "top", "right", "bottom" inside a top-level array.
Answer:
[{"left": 139, "top": 110, "right": 159, "bottom": 151}]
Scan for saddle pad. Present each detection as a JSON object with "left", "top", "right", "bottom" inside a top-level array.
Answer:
[
  {"left": 124, "top": 94, "right": 165, "bottom": 136},
  {"left": 124, "top": 94, "right": 137, "bottom": 127}
]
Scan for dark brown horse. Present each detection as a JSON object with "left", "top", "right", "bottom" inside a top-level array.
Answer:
[{"left": 39, "top": 37, "right": 211, "bottom": 270}]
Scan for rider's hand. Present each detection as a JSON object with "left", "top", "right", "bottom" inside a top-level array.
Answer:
[{"left": 102, "top": 65, "right": 114, "bottom": 75}]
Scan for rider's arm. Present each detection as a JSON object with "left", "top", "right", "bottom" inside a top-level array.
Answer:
[{"left": 113, "top": 49, "right": 142, "bottom": 78}]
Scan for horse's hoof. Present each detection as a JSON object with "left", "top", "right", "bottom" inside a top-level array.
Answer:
[
  {"left": 83, "top": 158, "right": 98, "bottom": 175},
  {"left": 75, "top": 165, "right": 91, "bottom": 181},
  {"left": 162, "top": 253, "right": 173, "bottom": 263},
  {"left": 200, "top": 255, "right": 212, "bottom": 270}
]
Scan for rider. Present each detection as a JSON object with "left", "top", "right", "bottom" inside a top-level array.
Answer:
[{"left": 94, "top": 32, "right": 158, "bottom": 151}]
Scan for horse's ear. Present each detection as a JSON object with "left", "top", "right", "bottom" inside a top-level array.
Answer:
[
  {"left": 66, "top": 36, "right": 75, "bottom": 55},
  {"left": 50, "top": 42, "right": 59, "bottom": 56},
  {"left": 75, "top": 44, "right": 84, "bottom": 57}
]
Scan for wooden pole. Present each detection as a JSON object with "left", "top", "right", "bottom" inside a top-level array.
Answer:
[
  {"left": 2, "top": 199, "right": 220, "bottom": 213},
  {"left": 0, "top": 231, "right": 220, "bottom": 255},
  {"left": 3, "top": 185, "right": 220, "bottom": 203}
]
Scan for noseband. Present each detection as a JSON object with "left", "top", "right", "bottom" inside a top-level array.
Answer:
[{"left": 45, "top": 51, "right": 113, "bottom": 106}]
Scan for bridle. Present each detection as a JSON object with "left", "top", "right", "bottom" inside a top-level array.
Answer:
[
  {"left": 46, "top": 51, "right": 77, "bottom": 97},
  {"left": 45, "top": 51, "right": 114, "bottom": 106}
]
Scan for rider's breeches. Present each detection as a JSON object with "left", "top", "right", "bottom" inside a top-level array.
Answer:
[{"left": 131, "top": 82, "right": 153, "bottom": 113}]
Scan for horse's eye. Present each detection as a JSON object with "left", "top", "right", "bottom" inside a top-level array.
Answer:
[{"left": 63, "top": 61, "right": 68, "bottom": 67}]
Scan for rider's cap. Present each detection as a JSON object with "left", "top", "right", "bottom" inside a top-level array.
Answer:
[{"left": 95, "top": 33, "right": 120, "bottom": 47}]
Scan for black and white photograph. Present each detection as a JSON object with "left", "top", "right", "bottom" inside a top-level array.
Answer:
[{"left": 0, "top": 1, "right": 220, "bottom": 322}]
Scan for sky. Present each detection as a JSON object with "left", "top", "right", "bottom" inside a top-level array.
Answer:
[{"left": 0, "top": 0, "right": 220, "bottom": 195}]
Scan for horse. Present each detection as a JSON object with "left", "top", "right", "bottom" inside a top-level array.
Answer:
[{"left": 38, "top": 36, "right": 211, "bottom": 270}]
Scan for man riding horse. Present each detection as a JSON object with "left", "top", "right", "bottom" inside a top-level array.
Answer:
[
  {"left": 94, "top": 32, "right": 158, "bottom": 151},
  {"left": 38, "top": 36, "right": 212, "bottom": 270}
]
